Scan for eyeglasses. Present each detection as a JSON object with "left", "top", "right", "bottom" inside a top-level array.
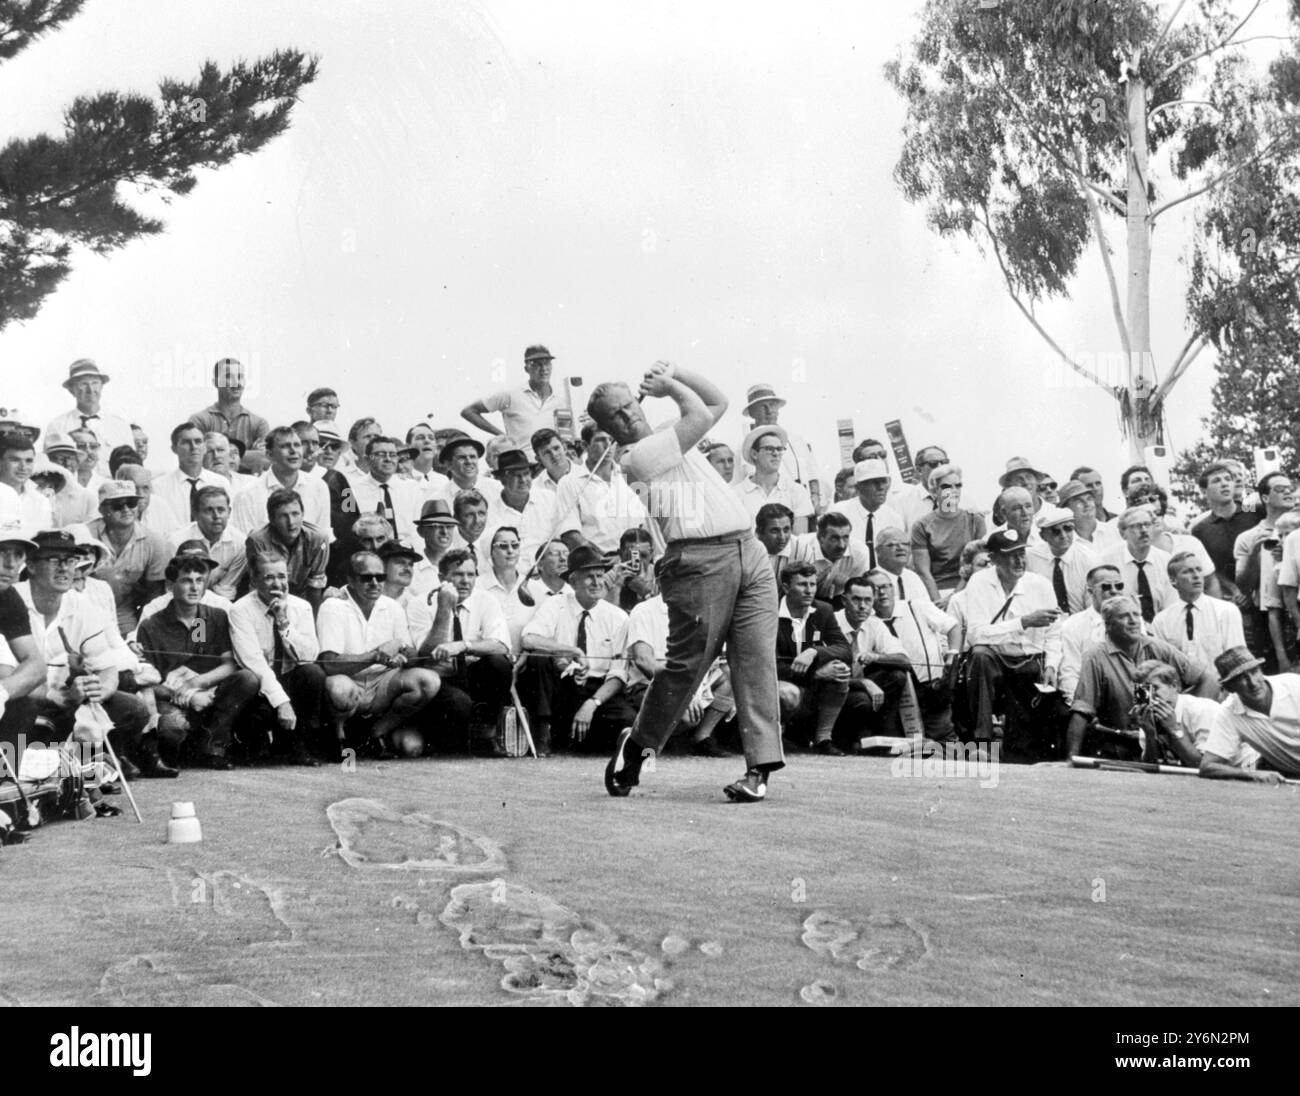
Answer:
[
  {"left": 1096, "top": 582, "right": 1126, "bottom": 593},
  {"left": 370, "top": 451, "right": 398, "bottom": 461},
  {"left": 321, "top": 441, "right": 344, "bottom": 451},
  {"left": 355, "top": 573, "right": 385, "bottom": 584},
  {"left": 1045, "top": 524, "right": 1076, "bottom": 534},
  {"left": 37, "top": 555, "right": 78, "bottom": 568},
  {"left": 757, "top": 446, "right": 786, "bottom": 454},
  {"left": 105, "top": 499, "right": 137, "bottom": 511},
  {"left": 311, "top": 401, "right": 339, "bottom": 411}
]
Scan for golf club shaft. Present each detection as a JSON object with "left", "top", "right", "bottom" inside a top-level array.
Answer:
[{"left": 103, "top": 736, "right": 144, "bottom": 824}]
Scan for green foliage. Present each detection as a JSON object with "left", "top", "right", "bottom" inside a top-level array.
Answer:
[{"left": 0, "top": 2, "right": 318, "bottom": 328}]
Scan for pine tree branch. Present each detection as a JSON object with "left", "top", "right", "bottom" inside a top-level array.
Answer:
[
  {"left": 0, "top": 0, "right": 84, "bottom": 61},
  {"left": 974, "top": 206, "right": 1116, "bottom": 395},
  {"left": 1078, "top": 144, "right": 1131, "bottom": 358},
  {"left": 1156, "top": 0, "right": 1265, "bottom": 85}
]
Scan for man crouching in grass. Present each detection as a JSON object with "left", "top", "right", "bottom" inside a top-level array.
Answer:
[{"left": 1198, "top": 646, "right": 1300, "bottom": 784}]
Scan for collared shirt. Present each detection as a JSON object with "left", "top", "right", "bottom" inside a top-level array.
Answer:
[
  {"left": 317, "top": 589, "right": 413, "bottom": 682},
  {"left": 52, "top": 481, "right": 97, "bottom": 528},
  {"left": 188, "top": 403, "right": 270, "bottom": 453},
  {"left": 1174, "top": 694, "right": 1232, "bottom": 753},
  {"left": 1101, "top": 543, "right": 1175, "bottom": 616},
  {"left": 136, "top": 602, "right": 234, "bottom": 678},
  {"left": 1076, "top": 519, "right": 1122, "bottom": 554},
  {"left": 440, "top": 474, "right": 502, "bottom": 510},
  {"left": 86, "top": 519, "right": 170, "bottom": 633},
  {"left": 4, "top": 480, "right": 53, "bottom": 537},
  {"left": 46, "top": 408, "right": 133, "bottom": 476},
  {"left": 834, "top": 608, "right": 906, "bottom": 668},
  {"left": 733, "top": 425, "right": 822, "bottom": 495},
  {"left": 348, "top": 472, "right": 422, "bottom": 544},
  {"left": 1152, "top": 594, "right": 1245, "bottom": 668},
  {"left": 961, "top": 566, "right": 1062, "bottom": 661},
  {"left": 777, "top": 600, "right": 817, "bottom": 656},
  {"left": 232, "top": 469, "right": 332, "bottom": 540},
  {"left": 406, "top": 586, "right": 510, "bottom": 651},
  {"left": 622, "top": 425, "right": 750, "bottom": 544},
  {"left": 734, "top": 475, "right": 814, "bottom": 524},
  {"left": 402, "top": 466, "right": 452, "bottom": 508},
  {"left": 1026, "top": 540, "right": 1098, "bottom": 614},
  {"left": 480, "top": 385, "right": 564, "bottom": 457},
  {"left": 229, "top": 591, "right": 320, "bottom": 708},
  {"left": 16, "top": 585, "right": 130, "bottom": 697},
  {"left": 880, "top": 565, "right": 933, "bottom": 605},
  {"left": 553, "top": 468, "right": 646, "bottom": 553},
  {"left": 889, "top": 481, "right": 938, "bottom": 532},
  {"left": 168, "top": 521, "right": 248, "bottom": 599},
  {"left": 1058, "top": 607, "right": 1104, "bottom": 704},
  {"left": 1071, "top": 637, "right": 1204, "bottom": 728},
  {"left": 138, "top": 588, "right": 233, "bottom": 632},
  {"left": 1163, "top": 532, "right": 1215, "bottom": 579},
  {"left": 1192, "top": 506, "right": 1264, "bottom": 586},
  {"left": 522, "top": 589, "right": 629, "bottom": 682},
  {"left": 1273, "top": 527, "right": 1300, "bottom": 593},
  {"left": 1204, "top": 674, "right": 1300, "bottom": 774},
  {"left": 883, "top": 600, "right": 956, "bottom": 684},
  {"left": 625, "top": 595, "right": 670, "bottom": 688},
  {"left": 151, "top": 467, "right": 228, "bottom": 525},
  {"left": 485, "top": 489, "right": 561, "bottom": 564},
  {"left": 789, "top": 533, "right": 872, "bottom": 602},
  {"left": 475, "top": 569, "right": 538, "bottom": 654},
  {"left": 139, "top": 495, "right": 185, "bottom": 542},
  {"left": 245, "top": 523, "right": 329, "bottom": 597},
  {"left": 827, "top": 498, "right": 908, "bottom": 559}
]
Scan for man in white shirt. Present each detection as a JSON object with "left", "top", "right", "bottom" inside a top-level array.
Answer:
[
  {"left": 347, "top": 435, "right": 422, "bottom": 544},
  {"left": 45, "top": 360, "right": 133, "bottom": 476},
  {"left": 460, "top": 345, "right": 564, "bottom": 460},
  {"left": 529, "top": 428, "right": 573, "bottom": 496},
  {"left": 756, "top": 503, "right": 796, "bottom": 588},
  {"left": 1027, "top": 506, "right": 1097, "bottom": 614},
  {"left": 116, "top": 462, "right": 184, "bottom": 542},
  {"left": 228, "top": 552, "right": 328, "bottom": 764},
  {"left": 413, "top": 548, "right": 513, "bottom": 755},
  {"left": 41, "top": 432, "right": 97, "bottom": 527},
  {"left": 1059, "top": 565, "right": 1129, "bottom": 704},
  {"left": 789, "top": 511, "right": 871, "bottom": 607},
  {"left": 317, "top": 549, "right": 440, "bottom": 758},
  {"left": 487, "top": 449, "right": 562, "bottom": 563},
  {"left": 828, "top": 459, "right": 906, "bottom": 569},
  {"left": 553, "top": 426, "right": 646, "bottom": 553},
  {"left": 834, "top": 573, "right": 909, "bottom": 746},
  {"left": 401, "top": 423, "right": 451, "bottom": 505},
  {"left": 874, "top": 525, "right": 933, "bottom": 604},
  {"left": 202, "top": 430, "right": 257, "bottom": 496},
  {"left": 168, "top": 484, "right": 247, "bottom": 600},
  {"left": 0, "top": 431, "right": 52, "bottom": 535},
  {"left": 732, "top": 383, "right": 825, "bottom": 510},
  {"left": 438, "top": 435, "right": 501, "bottom": 509},
  {"left": 522, "top": 544, "right": 634, "bottom": 756},
  {"left": 152, "top": 423, "right": 227, "bottom": 525},
  {"left": 1103, "top": 506, "right": 1175, "bottom": 624},
  {"left": 733, "top": 424, "right": 814, "bottom": 533},
  {"left": 1200, "top": 647, "right": 1300, "bottom": 781},
  {"left": 869, "top": 568, "right": 958, "bottom": 741},
  {"left": 962, "top": 529, "right": 1063, "bottom": 745},
  {"left": 232, "top": 426, "right": 332, "bottom": 537},
  {"left": 1153, "top": 551, "right": 1245, "bottom": 667},
  {"left": 1058, "top": 479, "right": 1121, "bottom": 553}
]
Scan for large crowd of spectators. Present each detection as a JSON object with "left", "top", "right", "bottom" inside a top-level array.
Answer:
[{"left": 1, "top": 349, "right": 1296, "bottom": 841}]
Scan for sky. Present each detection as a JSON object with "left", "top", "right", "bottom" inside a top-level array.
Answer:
[{"left": 0, "top": 0, "right": 1287, "bottom": 506}]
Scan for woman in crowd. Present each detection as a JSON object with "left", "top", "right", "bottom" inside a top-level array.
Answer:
[{"left": 911, "top": 464, "right": 986, "bottom": 604}]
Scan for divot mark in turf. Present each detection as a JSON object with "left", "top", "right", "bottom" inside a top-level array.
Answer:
[
  {"left": 661, "top": 933, "right": 690, "bottom": 956},
  {"left": 440, "top": 879, "right": 668, "bottom": 1006},
  {"left": 326, "top": 797, "right": 507, "bottom": 874},
  {"left": 801, "top": 910, "right": 929, "bottom": 973},
  {"left": 94, "top": 955, "right": 280, "bottom": 1007},
  {"left": 177, "top": 870, "right": 295, "bottom": 947},
  {"left": 799, "top": 980, "right": 837, "bottom": 1004},
  {"left": 699, "top": 940, "right": 723, "bottom": 957}
]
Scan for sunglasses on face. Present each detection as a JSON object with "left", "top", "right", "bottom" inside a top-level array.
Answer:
[
  {"left": 1096, "top": 582, "right": 1126, "bottom": 593},
  {"left": 1046, "top": 524, "right": 1076, "bottom": 534},
  {"left": 354, "top": 573, "right": 385, "bottom": 584},
  {"left": 105, "top": 499, "right": 137, "bottom": 511}
]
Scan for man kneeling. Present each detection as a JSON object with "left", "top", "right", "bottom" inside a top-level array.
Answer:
[{"left": 318, "top": 551, "right": 440, "bottom": 758}]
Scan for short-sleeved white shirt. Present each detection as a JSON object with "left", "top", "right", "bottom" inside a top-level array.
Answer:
[
  {"left": 316, "top": 590, "right": 412, "bottom": 682},
  {"left": 621, "top": 424, "right": 750, "bottom": 543}
]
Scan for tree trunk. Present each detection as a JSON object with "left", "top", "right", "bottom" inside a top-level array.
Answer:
[{"left": 1124, "top": 63, "right": 1160, "bottom": 462}]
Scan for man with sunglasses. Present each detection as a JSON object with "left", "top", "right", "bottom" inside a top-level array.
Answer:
[
  {"left": 18, "top": 529, "right": 174, "bottom": 778},
  {"left": 87, "top": 481, "right": 169, "bottom": 634},
  {"left": 1026, "top": 506, "right": 1096, "bottom": 614},
  {"left": 1059, "top": 565, "right": 1131, "bottom": 703},
  {"left": 890, "top": 445, "right": 949, "bottom": 531},
  {"left": 318, "top": 550, "right": 441, "bottom": 758}
]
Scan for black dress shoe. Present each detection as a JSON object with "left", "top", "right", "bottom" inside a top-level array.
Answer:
[
  {"left": 94, "top": 801, "right": 123, "bottom": 817},
  {"left": 140, "top": 757, "right": 180, "bottom": 778},
  {"left": 814, "top": 740, "right": 845, "bottom": 757}
]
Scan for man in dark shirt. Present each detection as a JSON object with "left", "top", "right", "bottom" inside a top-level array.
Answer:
[
  {"left": 245, "top": 487, "right": 329, "bottom": 611},
  {"left": 136, "top": 554, "right": 260, "bottom": 768},
  {"left": 776, "top": 561, "right": 852, "bottom": 755},
  {"left": 0, "top": 524, "right": 44, "bottom": 752},
  {"left": 1192, "top": 461, "right": 1262, "bottom": 605}
]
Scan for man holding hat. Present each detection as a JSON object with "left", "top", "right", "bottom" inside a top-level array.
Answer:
[
  {"left": 88, "top": 480, "right": 169, "bottom": 634},
  {"left": 962, "top": 528, "right": 1064, "bottom": 747},
  {"left": 46, "top": 360, "right": 134, "bottom": 477},
  {"left": 42, "top": 431, "right": 97, "bottom": 527},
  {"left": 1200, "top": 647, "right": 1300, "bottom": 780},
  {"left": 521, "top": 544, "right": 634, "bottom": 755},
  {"left": 734, "top": 424, "right": 814, "bottom": 533},
  {"left": 461, "top": 345, "right": 565, "bottom": 460},
  {"left": 136, "top": 550, "right": 260, "bottom": 769},
  {"left": 828, "top": 459, "right": 906, "bottom": 568},
  {"left": 0, "top": 522, "right": 44, "bottom": 752},
  {"left": 18, "top": 530, "right": 175, "bottom": 777},
  {"left": 733, "top": 383, "right": 825, "bottom": 511},
  {"left": 1026, "top": 506, "right": 1097, "bottom": 614}
]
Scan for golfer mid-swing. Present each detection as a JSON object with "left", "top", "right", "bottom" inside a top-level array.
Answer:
[{"left": 589, "top": 363, "right": 785, "bottom": 801}]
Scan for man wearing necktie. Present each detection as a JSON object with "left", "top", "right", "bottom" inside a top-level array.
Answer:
[
  {"left": 1026, "top": 506, "right": 1097, "bottom": 615},
  {"left": 827, "top": 458, "right": 906, "bottom": 568},
  {"left": 45, "top": 360, "right": 134, "bottom": 477},
  {"left": 521, "top": 546, "right": 636, "bottom": 756},
  {"left": 1153, "top": 551, "right": 1245, "bottom": 667},
  {"left": 151, "top": 423, "right": 226, "bottom": 524},
  {"left": 1103, "top": 507, "right": 1176, "bottom": 625},
  {"left": 347, "top": 436, "right": 421, "bottom": 545},
  {"left": 832, "top": 574, "right": 909, "bottom": 747},
  {"left": 774, "top": 561, "right": 852, "bottom": 755}
]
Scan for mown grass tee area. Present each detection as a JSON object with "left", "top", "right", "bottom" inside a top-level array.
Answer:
[{"left": 2, "top": 755, "right": 1295, "bottom": 1007}]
